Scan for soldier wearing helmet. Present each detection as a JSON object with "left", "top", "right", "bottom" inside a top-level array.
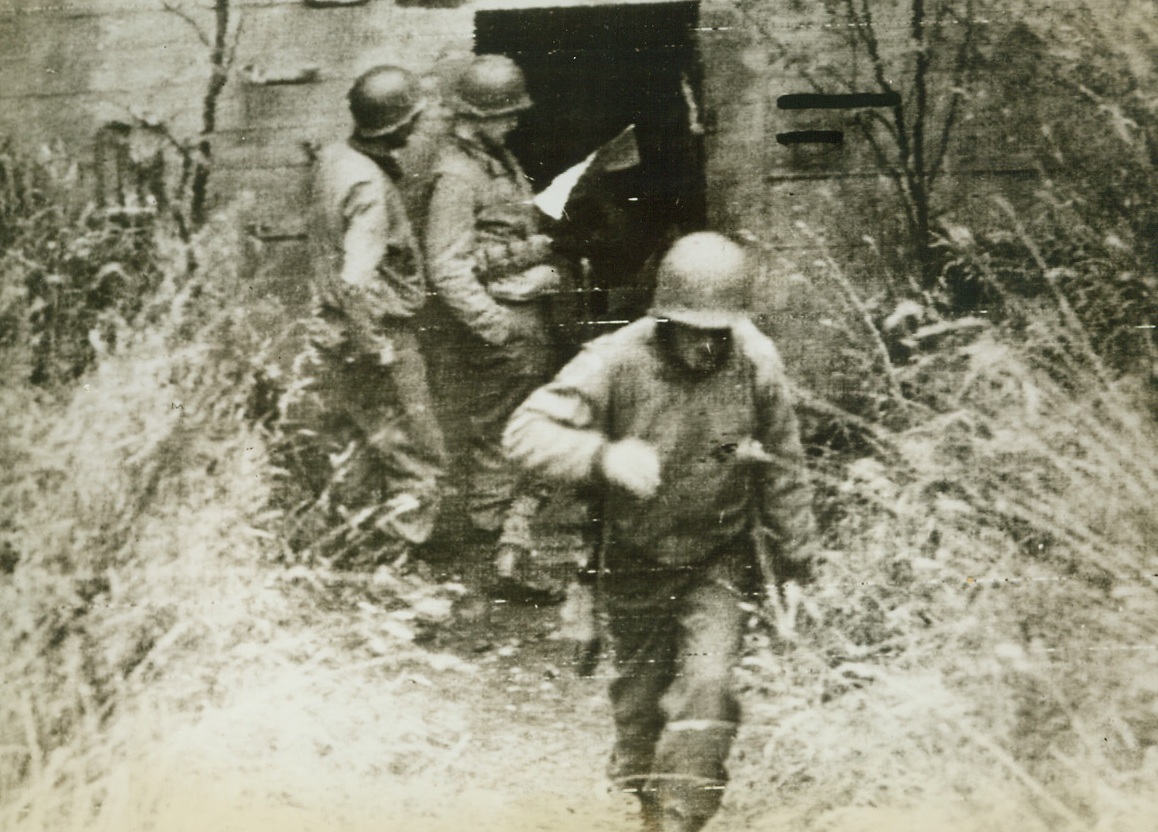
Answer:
[
  {"left": 424, "top": 54, "right": 570, "bottom": 599},
  {"left": 300, "top": 65, "right": 446, "bottom": 566},
  {"left": 503, "top": 232, "right": 816, "bottom": 832}
]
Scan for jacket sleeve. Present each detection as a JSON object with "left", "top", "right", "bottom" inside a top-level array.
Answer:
[
  {"left": 502, "top": 346, "right": 613, "bottom": 484},
  {"left": 334, "top": 180, "right": 418, "bottom": 347},
  {"left": 743, "top": 322, "right": 816, "bottom": 562},
  {"left": 424, "top": 170, "right": 514, "bottom": 346}
]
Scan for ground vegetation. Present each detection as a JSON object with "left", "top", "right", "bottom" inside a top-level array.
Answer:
[{"left": 2, "top": 2, "right": 1157, "bottom": 828}]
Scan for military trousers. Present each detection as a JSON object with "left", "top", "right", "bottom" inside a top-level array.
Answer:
[
  {"left": 602, "top": 545, "right": 758, "bottom": 831},
  {"left": 460, "top": 300, "right": 553, "bottom": 535},
  {"left": 306, "top": 323, "right": 447, "bottom": 559}
]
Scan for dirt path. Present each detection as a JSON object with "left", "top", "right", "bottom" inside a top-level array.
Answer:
[
  {"left": 27, "top": 555, "right": 1040, "bottom": 832},
  {"left": 122, "top": 582, "right": 664, "bottom": 832}
]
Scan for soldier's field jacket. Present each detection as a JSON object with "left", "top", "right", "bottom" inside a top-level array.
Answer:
[
  {"left": 308, "top": 141, "right": 426, "bottom": 351},
  {"left": 503, "top": 317, "right": 814, "bottom": 568},
  {"left": 424, "top": 127, "right": 555, "bottom": 347}
]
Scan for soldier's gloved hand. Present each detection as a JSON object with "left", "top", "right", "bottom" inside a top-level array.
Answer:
[
  {"left": 600, "top": 438, "right": 661, "bottom": 499},
  {"left": 480, "top": 235, "right": 555, "bottom": 274},
  {"left": 487, "top": 263, "right": 564, "bottom": 302},
  {"left": 501, "top": 234, "right": 556, "bottom": 272}
]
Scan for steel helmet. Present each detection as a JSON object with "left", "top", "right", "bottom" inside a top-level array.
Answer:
[
  {"left": 348, "top": 66, "right": 426, "bottom": 138},
  {"left": 454, "top": 55, "right": 532, "bottom": 118},
  {"left": 650, "top": 232, "right": 754, "bottom": 328}
]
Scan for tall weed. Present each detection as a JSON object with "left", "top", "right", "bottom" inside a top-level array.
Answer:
[
  {"left": 0, "top": 199, "right": 288, "bottom": 829},
  {"left": 0, "top": 140, "right": 164, "bottom": 388},
  {"left": 0, "top": 183, "right": 462, "bottom": 830},
  {"left": 741, "top": 214, "right": 1158, "bottom": 830}
]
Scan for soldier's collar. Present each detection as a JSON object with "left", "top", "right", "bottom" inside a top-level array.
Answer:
[
  {"left": 451, "top": 126, "right": 520, "bottom": 179},
  {"left": 347, "top": 137, "right": 404, "bottom": 181}
]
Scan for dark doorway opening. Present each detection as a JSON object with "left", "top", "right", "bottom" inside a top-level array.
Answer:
[{"left": 475, "top": 2, "right": 706, "bottom": 317}]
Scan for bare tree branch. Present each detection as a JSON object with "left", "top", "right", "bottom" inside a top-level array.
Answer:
[
  {"left": 848, "top": 0, "right": 915, "bottom": 186},
  {"left": 115, "top": 106, "right": 196, "bottom": 240},
  {"left": 910, "top": 0, "right": 932, "bottom": 278},
  {"left": 855, "top": 113, "right": 918, "bottom": 238},
  {"left": 849, "top": 0, "right": 900, "bottom": 99},
  {"left": 162, "top": 2, "right": 211, "bottom": 49},
  {"left": 733, "top": 1, "right": 829, "bottom": 95},
  {"left": 225, "top": 8, "right": 246, "bottom": 71},
  {"left": 929, "top": 0, "right": 976, "bottom": 193},
  {"left": 865, "top": 108, "right": 901, "bottom": 144},
  {"left": 122, "top": 109, "right": 188, "bottom": 157},
  {"left": 738, "top": 0, "right": 984, "bottom": 290},
  {"left": 189, "top": 0, "right": 232, "bottom": 227}
]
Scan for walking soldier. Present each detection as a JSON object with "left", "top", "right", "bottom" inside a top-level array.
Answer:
[
  {"left": 300, "top": 65, "right": 446, "bottom": 565},
  {"left": 424, "top": 54, "right": 571, "bottom": 595},
  {"left": 503, "top": 232, "right": 816, "bottom": 832}
]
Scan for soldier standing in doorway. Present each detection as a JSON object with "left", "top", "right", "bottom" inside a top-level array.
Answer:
[
  {"left": 300, "top": 65, "right": 446, "bottom": 567},
  {"left": 424, "top": 54, "right": 571, "bottom": 599},
  {"left": 503, "top": 232, "right": 817, "bottom": 832}
]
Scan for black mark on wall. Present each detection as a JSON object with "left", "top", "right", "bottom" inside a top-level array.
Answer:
[
  {"left": 777, "top": 92, "right": 901, "bottom": 110},
  {"left": 776, "top": 130, "right": 844, "bottom": 145}
]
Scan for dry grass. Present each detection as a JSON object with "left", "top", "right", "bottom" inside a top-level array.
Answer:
[
  {"left": 0, "top": 202, "right": 275, "bottom": 828},
  {"left": 0, "top": 193, "right": 477, "bottom": 832},
  {"left": 732, "top": 216, "right": 1158, "bottom": 831},
  {"left": 2, "top": 132, "right": 1156, "bottom": 831}
]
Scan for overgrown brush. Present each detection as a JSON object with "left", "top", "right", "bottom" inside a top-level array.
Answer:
[
  {"left": 0, "top": 139, "right": 164, "bottom": 388},
  {"left": 0, "top": 197, "right": 292, "bottom": 828},
  {"left": 739, "top": 213, "right": 1158, "bottom": 830},
  {"left": 0, "top": 168, "right": 469, "bottom": 829}
]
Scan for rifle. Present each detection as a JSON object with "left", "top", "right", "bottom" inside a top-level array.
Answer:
[{"left": 740, "top": 438, "right": 810, "bottom": 641}]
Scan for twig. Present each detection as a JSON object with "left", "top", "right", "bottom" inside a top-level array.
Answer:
[
  {"left": 908, "top": 0, "right": 933, "bottom": 283},
  {"left": 993, "top": 197, "right": 1135, "bottom": 413},
  {"left": 226, "top": 8, "right": 246, "bottom": 71},
  {"left": 818, "top": 249, "right": 909, "bottom": 409},
  {"left": 850, "top": 0, "right": 909, "bottom": 163},
  {"left": 791, "top": 384, "right": 916, "bottom": 464},
  {"left": 123, "top": 107, "right": 193, "bottom": 159},
  {"left": 928, "top": 0, "right": 976, "bottom": 192},
  {"left": 731, "top": 1, "right": 828, "bottom": 95},
  {"left": 162, "top": 2, "right": 211, "bottom": 49},
  {"left": 952, "top": 720, "right": 1093, "bottom": 831},
  {"left": 855, "top": 114, "right": 919, "bottom": 247},
  {"left": 190, "top": 0, "right": 232, "bottom": 228},
  {"left": 19, "top": 694, "right": 43, "bottom": 782}
]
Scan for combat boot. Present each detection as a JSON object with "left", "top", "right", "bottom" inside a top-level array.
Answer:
[
  {"left": 492, "top": 541, "right": 566, "bottom": 605},
  {"left": 491, "top": 494, "right": 565, "bottom": 605}
]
